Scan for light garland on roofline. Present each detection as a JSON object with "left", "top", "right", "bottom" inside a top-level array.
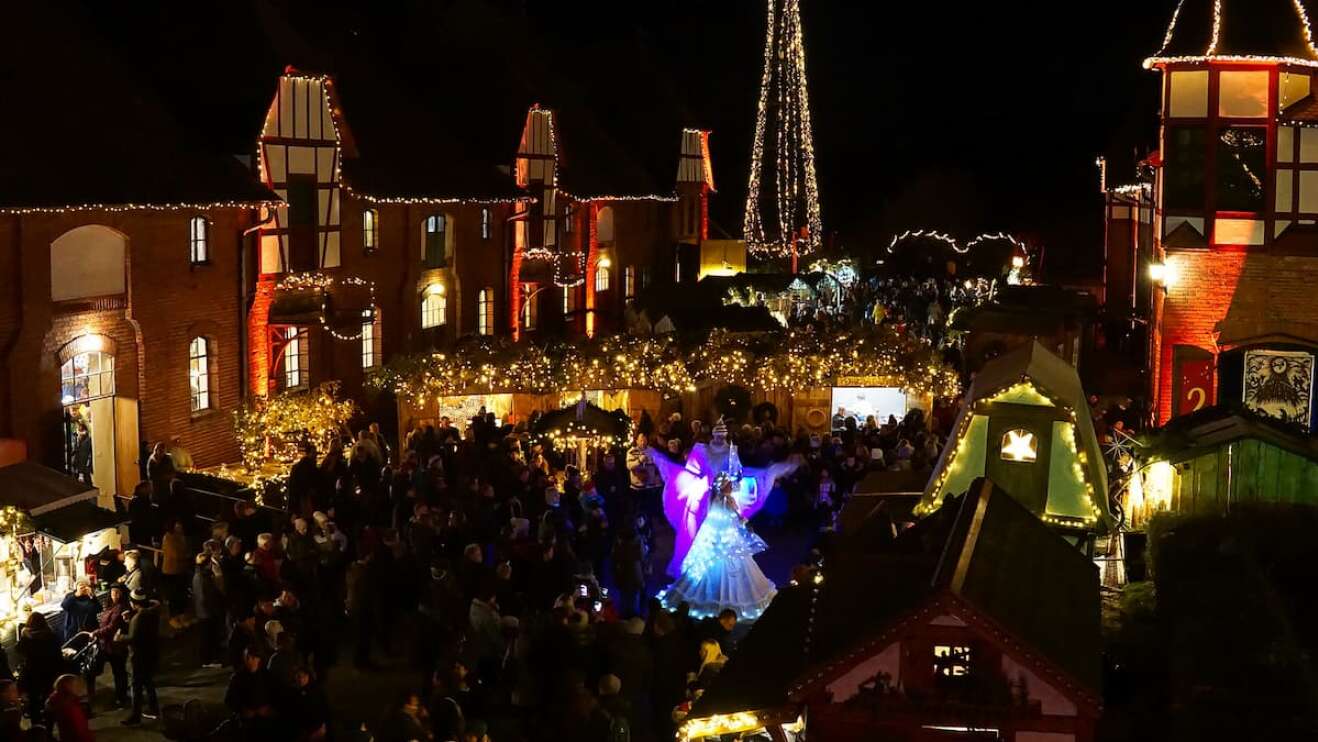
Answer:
[
  {"left": 342, "top": 185, "right": 528, "bottom": 207},
  {"left": 0, "top": 198, "right": 280, "bottom": 216},
  {"left": 1146, "top": 0, "right": 1318, "bottom": 69}
]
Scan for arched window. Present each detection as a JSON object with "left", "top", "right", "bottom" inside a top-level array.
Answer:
[
  {"left": 189, "top": 216, "right": 209, "bottom": 264},
  {"left": 363, "top": 209, "right": 379, "bottom": 252},
  {"left": 477, "top": 288, "right": 494, "bottom": 335},
  {"left": 421, "top": 284, "right": 447, "bottom": 328},
  {"left": 361, "top": 308, "right": 381, "bottom": 368},
  {"left": 189, "top": 337, "right": 211, "bottom": 412},
  {"left": 60, "top": 351, "right": 115, "bottom": 405},
  {"left": 595, "top": 264, "right": 611, "bottom": 292},
  {"left": 597, "top": 206, "right": 615, "bottom": 243},
  {"left": 481, "top": 208, "right": 492, "bottom": 240},
  {"left": 423, "top": 215, "right": 447, "bottom": 267},
  {"left": 282, "top": 328, "right": 308, "bottom": 390}
]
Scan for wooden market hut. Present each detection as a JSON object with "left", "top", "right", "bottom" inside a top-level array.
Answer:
[
  {"left": 680, "top": 480, "right": 1102, "bottom": 742},
  {"left": 916, "top": 341, "right": 1111, "bottom": 550},
  {"left": 1123, "top": 405, "right": 1318, "bottom": 531}
]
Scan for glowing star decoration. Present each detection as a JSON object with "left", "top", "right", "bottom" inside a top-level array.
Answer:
[
  {"left": 1000, "top": 429, "right": 1038, "bottom": 463},
  {"left": 743, "top": 0, "right": 823, "bottom": 260}
]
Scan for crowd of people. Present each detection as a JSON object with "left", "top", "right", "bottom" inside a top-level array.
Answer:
[{"left": 1, "top": 398, "right": 951, "bottom": 742}]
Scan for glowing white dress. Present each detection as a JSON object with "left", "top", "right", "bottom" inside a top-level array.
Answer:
[{"left": 660, "top": 492, "right": 777, "bottom": 619}]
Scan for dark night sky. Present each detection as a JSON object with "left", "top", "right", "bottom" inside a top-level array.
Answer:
[{"left": 72, "top": 0, "right": 1178, "bottom": 276}]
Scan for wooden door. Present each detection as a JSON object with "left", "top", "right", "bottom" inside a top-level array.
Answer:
[
  {"left": 89, "top": 397, "right": 116, "bottom": 499},
  {"left": 113, "top": 397, "right": 140, "bottom": 506}
]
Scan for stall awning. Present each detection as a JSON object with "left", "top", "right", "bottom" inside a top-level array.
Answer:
[
  {"left": 28, "top": 500, "right": 125, "bottom": 544},
  {"left": 0, "top": 462, "right": 98, "bottom": 515}
]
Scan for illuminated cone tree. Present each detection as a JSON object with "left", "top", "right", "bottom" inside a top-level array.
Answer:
[{"left": 743, "top": 0, "right": 823, "bottom": 270}]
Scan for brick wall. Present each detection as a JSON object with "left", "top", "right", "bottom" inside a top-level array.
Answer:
[{"left": 1157, "top": 247, "right": 1318, "bottom": 423}]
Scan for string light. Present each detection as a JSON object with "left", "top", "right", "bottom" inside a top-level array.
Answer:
[
  {"left": 370, "top": 328, "right": 961, "bottom": 408},
  {"left": 743, "top": 0, "right": 823, "bottom": 258},
  {"left": 1145, "top": 0, "right": 1318, "bottom": 68},
  {"left": 0, "top": 198, "right": 279, "bottom": 216},
  {"left": 274, "top": 272, "right": 378, "bottom": 341},
  {"left": 232, "top": 382, "right": 358, "bottom": 471}
]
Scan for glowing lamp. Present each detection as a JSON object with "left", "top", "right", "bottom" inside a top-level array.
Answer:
[
  {"left": 597, "top": 257, "right": 611, "bottom": 269},
  {"left": 1148, "top": 262, "right": 1167, "bottom": 285},
  {"left": 1011, "top": 255, "right": 1025, "bottom": 269},
  {"left": 425, "top": 283, "right": 445, "bottom": 296}
]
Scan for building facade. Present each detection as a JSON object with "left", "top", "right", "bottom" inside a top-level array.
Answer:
[{"left": 1106, "top": 0, "right": 1318, "bottom": 430}]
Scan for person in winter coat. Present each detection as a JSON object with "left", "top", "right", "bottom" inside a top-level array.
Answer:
[
  {"left": 121, "top": 549, "right": 156, "bottom": 597},
  {"left": 44, "top": 674, "right": 93, "bottom": 742},
  {"left": 611, "top": 527, "right": 646, "bottom": 619},
  {"left": 59, "top": 579, "right": 100, "bottom": 643},
  {"left": 91, "top": 583, "right": 131, "bottom": 709},
  {"left": 193, "top": 552, "right": 225, "bottom": 668},
  {"left": 121, "top": 589, "right": 161, "bottom": 725},
  {"left": 16, "top": 611, "right": 62, "bottom": 724},
  {"left": 160, "top": 520, "right": 190, "bottom": 617}
]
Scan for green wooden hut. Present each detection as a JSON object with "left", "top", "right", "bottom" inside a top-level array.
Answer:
[
  {"left": 1124, "top": 406, "right": 1318, "bottom": 530},
  {"left": 916, "top": 341, "right": 1111, "bottom": 549}
]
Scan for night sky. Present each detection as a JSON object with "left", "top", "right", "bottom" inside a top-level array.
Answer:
[{"left": 74, "top": 0, "right": 1179, "bottom": 277}]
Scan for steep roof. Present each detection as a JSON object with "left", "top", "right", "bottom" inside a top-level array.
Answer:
[
  {"left": 1146, "top": 0, "right": 1318, "bottom": 67},
  {"left": 0, "top": 3, "right": 277, "bottom": 211},
  {"left": 687, "top": 481, "right": 1103, "bottom": 724},
  {"left": 1141, "top": 404, "right": 1318, "bottom": 465},
  {"left": 967, "top": 339, "right": 1086, "bottom": 409}
]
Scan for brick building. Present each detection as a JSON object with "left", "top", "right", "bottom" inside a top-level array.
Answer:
[
  {"left": 0, "top": 3, "right": 276, "bottom": 491},
  {"left": 1, "top": 4, "right": 718, "bottom": 483},
  {"left": 1105, "top": 0, "right": 1318, "bottom": 430}
]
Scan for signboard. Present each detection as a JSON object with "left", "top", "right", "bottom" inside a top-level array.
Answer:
[
  {"left": 1243, "top": 349, "right": 1314, "bottom": 426},
  {"left": 831, "top": 387, "right": 908, "bottom": 428},
  {"left": 1175, "top": 355, "right": 1214, "bottom": 417}
]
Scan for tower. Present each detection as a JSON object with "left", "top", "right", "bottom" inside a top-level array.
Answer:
[
  {"left": 743, "top": 0, "right": 822, "bottom": 270},
  {"left": 1144, "top": 0, "right": 1318, "bottom": 429}
]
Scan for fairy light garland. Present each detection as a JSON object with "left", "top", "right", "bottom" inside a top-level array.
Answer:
[
  {"left": 0, "top": 198, "right": 281, "bottom": 216},
  {"left": 370, "top": 328, "right": 961, "bottom": 408},
  {"left": 1144, "top": 0, "right": 1318, "bottom": 68},
  {"left": 743, "top": 0, "right": 823, "bottom": 258},
  {"left": 232, "top": 382, "right": 358, "bottom": 470},
  {"left": 275, "top": 272, "right": 378, "bottom": 342}
]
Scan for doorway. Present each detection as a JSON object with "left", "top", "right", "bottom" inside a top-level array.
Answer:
[{"left": 59, "top": 348, "right": 137, "bottom": 503}]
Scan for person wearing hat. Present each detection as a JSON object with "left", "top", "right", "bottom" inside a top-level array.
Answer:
[
  {"left": 90, "top": 583, "right": 131, "bottom": 709},
  {"left": 120, "top": 587, "right": 161, "bottom": 725}
]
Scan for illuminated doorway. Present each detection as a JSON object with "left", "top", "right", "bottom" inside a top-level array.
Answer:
[{"left": 58, "top": 342, "right": 137, "bottom": 502}]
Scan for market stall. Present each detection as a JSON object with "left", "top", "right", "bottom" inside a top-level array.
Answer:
[
  {"left": 531, "top": 400, "right": 632, "bottom": 471},
  {"left": 0, "top": 462, "right": 125, "bottom": 631}
]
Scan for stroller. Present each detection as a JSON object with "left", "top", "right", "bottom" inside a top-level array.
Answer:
[{"left": 60, "top": 631, "right": 99, "bottom": 677}]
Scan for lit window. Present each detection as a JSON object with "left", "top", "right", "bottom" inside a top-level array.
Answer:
[
  {"left": 595, "top": 265, "right": 611, "bottom": 292},
  {"left": 481, "top": 208, "right": 491, "bottom": 240},
  {"left": 363, "top": 209, "right": 378, "bottom": 252},
  {"left": 424, "top": 215, "right": 446, "bottom": 267},
  {"left": 563, "top": 286, "right": 578, "bottom": 314},
  {"left": 1167, "top": 70, "right": 1208, "bottom": 118},
  {"left": 478, "top": 288, "right": 494, "bottom": 335},
  {"left": 675, "top": 254, "right": 682, "bottom": 283},
  {"left": 1000, "top": 429, "right": 1038, "bottom": 463},
  {"left": 1218, "top": 70, "right": 1269, "bottom": 118},
  {"left": 361, "top": 309, "right": 380, "bottom": 369},
  {"left": 933, "top": 645, "right": 971, "bottom": 677},
  {"left": 564, "top": 204, "right": 573, "bottom": 234},
  {"left": 624, "top": 266, "right": 636, "bottom": 299},
  {"left": 421, "top": 285, "right": 447, "bottom": 328},
  {"left": 189, "top": 216, "right": 209, "bottom": 264},
  {"left": 61, "top": 351, "right": 115, "bottom": 405},
  {"left": 189, "top": 337, "right": 211, "bottom": 412},
  {"left": 597, "top": 207, "right": 615, "bottom": 243},
  {"left": 282, "top": 328, "right": 307, "bottom": 390},
  {"left": 521, "top": 284, "right": 538, "bottom": 330}
]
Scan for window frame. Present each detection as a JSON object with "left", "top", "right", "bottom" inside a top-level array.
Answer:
[
  {"left": 595, "top": 264, "right": 611, "bottom": 293},
  {"left": 521, "top": 284, "right": 539, "bottom": 330},
  {"left": 363, "top": 208, "right": 379, "bottom": 253},
  {"left": 60, "top": 351, "right": 115, "bottom": 405},
  {"left": 421, "top": 286, "right": 447, "bottom": 329},
  {"left": 189, "top": 336, "right": 212, "bottom": 413},
  {"left": 477, "top": 288, "right": 494, "bottom": 335},
  {"left": 423, "top": 215, "right": 447, "bottom": 268},
  {"left": 282, "top": 327, "right": 308, "bottom": 391},
  {"left": 624, "top": 266, "right": 636, "bottom": 299},
  {"left": 481, "top": 208, "right": 492, "bottom": 240},
  {"left": 361, "top": 309, "right": 381, "bottom": 369},
  {"left": 189, "top": 216, "right": 210, "bottom": 265}
]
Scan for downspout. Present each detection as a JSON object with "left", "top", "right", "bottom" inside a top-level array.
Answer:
[
  {"left": 240, "top": 211, "right": 277, "bottom": 402},
  {"left": 0, "top": 216, "right": 22, "bottom": 439}
]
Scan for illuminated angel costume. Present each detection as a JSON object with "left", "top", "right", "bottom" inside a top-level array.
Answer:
[
  {"left": 659, "top": 475, "right": 777, "bottom": 619},
  {"left": 650, "top": 428, "right": 799, "bottom": 577}
]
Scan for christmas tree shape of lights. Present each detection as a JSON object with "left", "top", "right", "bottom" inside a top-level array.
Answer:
[{"left": 743, "top": 0, "right": 823, "bottom": 264}]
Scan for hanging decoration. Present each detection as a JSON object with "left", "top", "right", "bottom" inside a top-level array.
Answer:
[
  {"left": 370, "top": 327, "right": 960, "bottom": 407},
  {"left": 743, "top": 0, "right": 823, "bottom": 259},
  {"left": 275, "top": 272, "right": 378, "bottom": 341}
]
